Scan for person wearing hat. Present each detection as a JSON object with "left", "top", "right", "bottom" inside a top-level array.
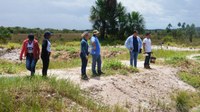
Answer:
[
  {"left": 90, "top": 30, "right": 104, "bottom": 76},
  {"left": 80, "top": 32, "right": 90, "bottom": 80},
  {"left": 125, "top": 30, "right": 143, "bottom": 68},
  {"left": 20, "top": 33, "right": 40, "bottom": 76},
  {"left": 41, "top": 31, "right": 52, "bottom": 77},
  {"left": 143, "top": 33, "right": 152, "bottom": 69}
]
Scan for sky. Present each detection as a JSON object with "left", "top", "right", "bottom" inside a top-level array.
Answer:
[{"left": 0, "top": 0, "right": 199, "bottom": 30}]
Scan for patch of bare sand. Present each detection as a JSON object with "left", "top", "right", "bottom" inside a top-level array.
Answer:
[{"left": 30, "top": 61, "right": 195, "bottom": 111}]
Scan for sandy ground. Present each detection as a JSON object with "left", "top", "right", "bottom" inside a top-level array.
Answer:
[
  {"left": 0, "top": 47, "right": 199, "bottom": 111},
  {"left": 14, "top": 61, "right": 193, "bottom": 111}
]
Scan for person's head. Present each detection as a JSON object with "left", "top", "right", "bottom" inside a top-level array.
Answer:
[
  {"left": 44, "top": 31, "right": 52, "bottom": 39},
  {"left": 81, "top": 31, "right": 90, "bottom": 40},
  {"left": 146, "top": 32, "right": 151, "bottom": 38},
  {"left": 93, "top": 30, "right": 100, "bottom": 36},
  {"left": 133, "top": 30, "right": 138, "bottom": 37},
  {"left": 28, "top": 33, "right": 34, "bottom": 41}
]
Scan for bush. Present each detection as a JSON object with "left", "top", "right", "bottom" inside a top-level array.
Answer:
[
  {"left": 175, "top": 91, "right": 190, "bottom": 112},
  {"left": 162, "top": 36, "right": 174, "bottom": 43},
  {"left": 103, "top": 59, "right": 123, "bottom": 70}
]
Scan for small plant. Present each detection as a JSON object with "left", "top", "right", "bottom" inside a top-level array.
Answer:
[
  {"left": 103, "top": 59, "right": 123, "bottom": 70},
  {"left": 175, "top": 91, "right": 190, "bottom": 112}
]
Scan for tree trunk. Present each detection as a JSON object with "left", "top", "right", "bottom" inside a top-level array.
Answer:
[
  {"left": 101, "top": 21, "right": 106, "bottom": 40},
  {"left": 189, "top": 35, "right": 193, "bottom": 43}
]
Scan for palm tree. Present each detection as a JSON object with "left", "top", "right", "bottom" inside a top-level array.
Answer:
[
  {"left": 182, "top": 22, "right": 186, "bottom": 29},
  {"left": 178, "top": 22, "right": 181, "bottom": 28},
  {"left": 126, "top": 11, "right": 145, "bottom": 35},
  {"left": 90, "top": 0, "right": 107, "bottom": 39}
]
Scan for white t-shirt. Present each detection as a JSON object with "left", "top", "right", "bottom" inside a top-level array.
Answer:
[
  {"left": 27, "top": 42, "right": 33, "bottom": 53},
  {"left": 143, "top": 38, "right": 152, "bottom": 52},
  {"left": 47, "top": 40, "right": 51, "bottom": 52}
]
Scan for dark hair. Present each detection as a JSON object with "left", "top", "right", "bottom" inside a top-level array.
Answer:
[
  {"left": 133, "top": 30, "right": 138, "bottom": 34},
  {"left": 146, "top": 32, "right": 151, "bottom": 36},
  {"left": 28, "top": 33, "right": 34, "bottom": 41},
  {"left": 44, "top": 31, "right": 52, "bottom": 38}
]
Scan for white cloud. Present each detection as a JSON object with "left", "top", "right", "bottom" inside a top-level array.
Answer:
[{"left": 0, "top": 0, "right": 199, "bottom": 29}]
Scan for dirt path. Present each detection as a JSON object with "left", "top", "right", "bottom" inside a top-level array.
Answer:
[
  {"left": 11, "top": 61, "right": 192, "bottom": 111},
  {"left": 0, "top": 48, "right": 198, "bottom": 111}
]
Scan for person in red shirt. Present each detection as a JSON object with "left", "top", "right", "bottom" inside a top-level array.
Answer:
[{"left": 20, "top": 34, "right": 40, "bottom": 76}]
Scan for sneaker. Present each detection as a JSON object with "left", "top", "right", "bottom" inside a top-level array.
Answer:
[
  {"left": 98, "top": 71, "right": 105, "bottom": 75},
  {"left": 81, "top": 75, "right": 89, "bottom": 80},
  {"left": 92, "top": 72, "right": 98, "bottom": 77}
]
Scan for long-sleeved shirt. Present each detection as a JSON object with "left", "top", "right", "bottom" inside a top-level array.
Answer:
[
  {"left": 20, "top": 39, "right": 40, "bottom": 60},
  {"left": 80, "top": 38, "right": 89, "bottom": 57},
  {"left": 125, "top": 35, "right": 142, "bottom": 52}
]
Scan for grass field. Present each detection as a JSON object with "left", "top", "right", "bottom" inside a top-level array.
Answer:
[{"left": 0, "top": 76, "right": 128, "bottom": 112}]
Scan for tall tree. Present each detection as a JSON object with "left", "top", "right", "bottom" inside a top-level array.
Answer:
[
  {"left": 178, "top": 22, "right": 181, "bottom": 28},
  {"left": 182, "top": 22, "right": 186, "bottom": 29},
  {"left": 90, "top": 0, "right": 107, "bottom": 39},
  {"left": 126, "top": 11, "right": 145, "bottom": 35},
  {"left": 186, "top": 24, "right": 196, "bottom": 42}
]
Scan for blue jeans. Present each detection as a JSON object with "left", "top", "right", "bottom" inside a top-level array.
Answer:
[
  {"left": 92, "top": 54, "right": 102, "bottom": 74},
  {"left": 130, "top": 51, "right": 139, "bottom": 67},
  {"left": 26, "top": 54, "right": 37, "bottom": 76},
  {"left": 80, "top": 53, "right": 88, "bottom": 75}
]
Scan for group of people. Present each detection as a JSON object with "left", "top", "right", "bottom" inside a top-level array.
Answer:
[
  {"left": 20, "top": 31, "right": 52, "bottom": 77},
  {"left": 125, "top": 30, "right": 152, "bottom": 69},
  {"left": 20, "top": 30, "right": 152, "bottom": 80},
  {"left": 80, "top": 30, "right": 152, "bottom": 80}
]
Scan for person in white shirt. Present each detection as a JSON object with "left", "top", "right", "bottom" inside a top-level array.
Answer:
[{"left": 143, "top": 33, "right": 152, "bottom": 69}]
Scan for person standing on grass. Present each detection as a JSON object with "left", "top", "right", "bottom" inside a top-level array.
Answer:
[
  {"left": 90, "top": 30, "right": 104, "bottom": 76},
  {"left": 20, "top": 33, "right": 40, "bottom": 76},
  {"left": 143, "top": 33, "right": 152, "bottom": 69},
  {"left": 41, "top": 31, "right": 52, "bottom": 77},
  {"left": 125, "top": 30, "right": 142, "bottom": 68},
  {"left": 80, "top": 32, "right": 90, "bottom": 80}
]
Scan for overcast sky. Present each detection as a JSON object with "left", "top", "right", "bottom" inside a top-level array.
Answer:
[{"left": 0, "top": 0, "right": 199, "bottom": 30}]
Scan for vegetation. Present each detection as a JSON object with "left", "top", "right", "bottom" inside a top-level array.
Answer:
[
  {"left": 0, "top": 76, "right": 128, "bottom": 112},
  {"left": 102, "top": 59, "right": 138, "bottom": 76},
  {"left": 90, "top": 0, "right": 145, "bottom": 40},
  {"left": 173, "top": 91, "right": 200, "bottom": 112}
]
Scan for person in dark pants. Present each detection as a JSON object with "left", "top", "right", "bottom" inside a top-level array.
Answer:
[
  {"left": 143, "top": 33, "right": 152, "bottom": 69},
  {"left": 41, "top": 31, "right": 52, "bottom": 77},
  {"left": 20, "top": 34, "right": 40, "bottom": 76},
  {"left": 80, "top": 32, "right": 90, "bottom": 80}
]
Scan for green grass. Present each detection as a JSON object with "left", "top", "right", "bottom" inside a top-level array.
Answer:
[
  {"left": 173, "top": 91, "right": 200, "bottom": 112},
  {"left": 0, "top": 76, "right": 127, "bottom": 112},
  {"left": 0, "top": 60, "right": 25, "bottom": 74},
  {"left": 0, "top": 42, "right": 21, "bottom": 49},
  {"left": 179, "top": 72, "right": 200, "bottom": 88},
  {"left": 102, "top": 59, "right": 138, "bottom": 76}
]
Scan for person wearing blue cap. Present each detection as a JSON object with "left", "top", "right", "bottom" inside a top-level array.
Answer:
[{"left": 41, "top": 31, "right": 52, "bottom": 77}]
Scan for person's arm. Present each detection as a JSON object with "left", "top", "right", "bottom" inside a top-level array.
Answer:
[
  {"left": 19, "top": 41, "right": 25, "bottom": 60},
  {"left": 35, "top": 42, "right": 40, "bottom": 60},
  {"left": 125, "top": 37, "right": 132, "bottom": 51},
  {"left": 91, "top": 37, "right": 96, "bottom": 50},
  {"left": 81, "top": 42, "right": 87, "bottom": 58}
]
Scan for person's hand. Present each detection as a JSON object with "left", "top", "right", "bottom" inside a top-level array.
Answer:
[
  {"left": 19, "top": 57, "right": 22, "bottom": 61},
  {"left": 86, "top": 56, "right": 89, "bottom": 60}
]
